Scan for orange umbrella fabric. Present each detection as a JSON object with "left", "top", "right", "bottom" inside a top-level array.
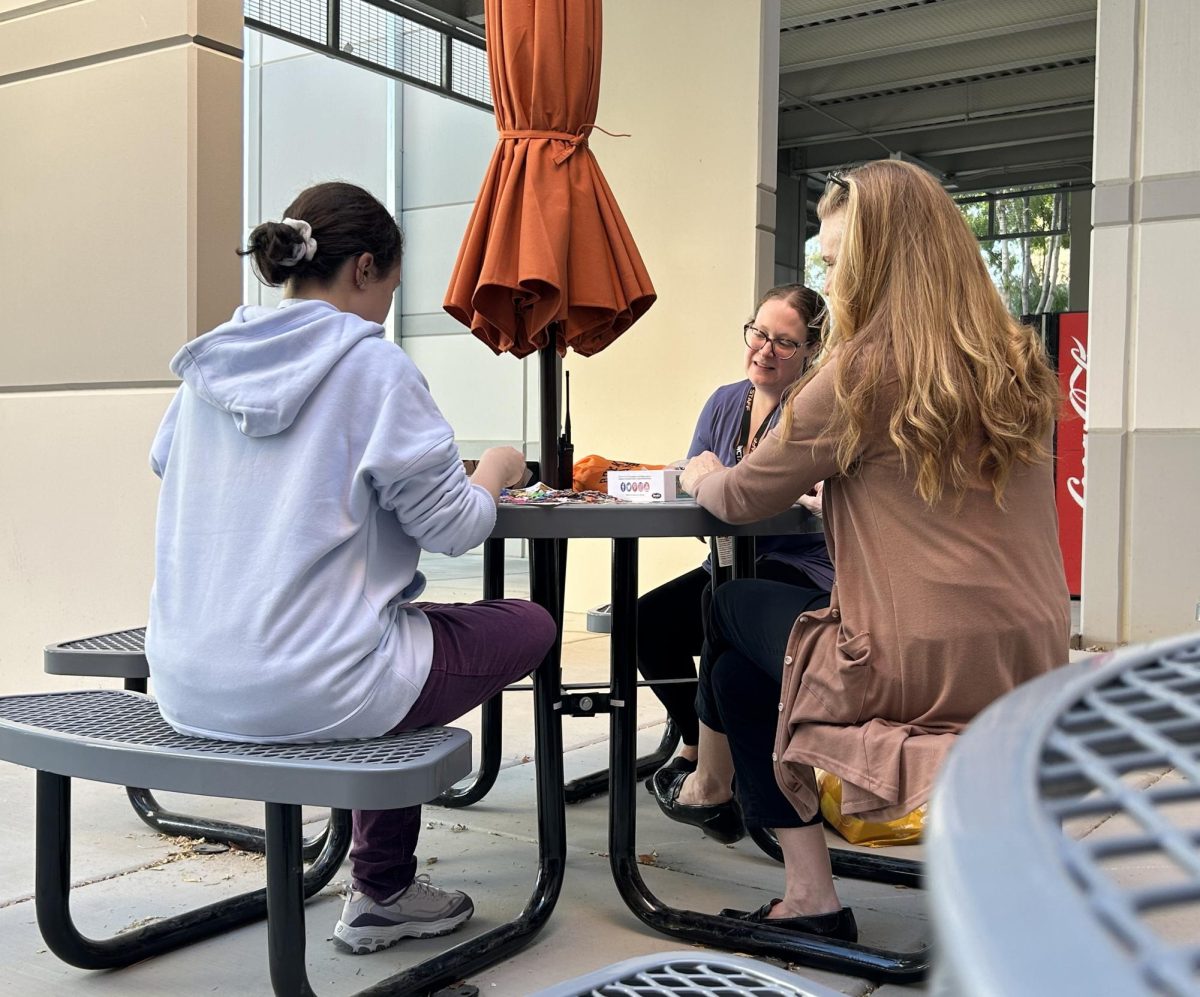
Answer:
[{"left": 443, "top": 0, "right": 656, "bottom": 358}]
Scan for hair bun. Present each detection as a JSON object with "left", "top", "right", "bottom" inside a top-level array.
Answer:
[{"left": 240, "top": 220, "right": 309, "bottom": 286}]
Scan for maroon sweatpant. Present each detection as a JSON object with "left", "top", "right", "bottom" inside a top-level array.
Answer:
[{"left": 349, "top": 598, "right": 556, "bottom": 901}]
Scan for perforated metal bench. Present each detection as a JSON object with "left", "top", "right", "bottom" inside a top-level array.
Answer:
[
  {"left": 529, "top": 950, "right": 846, "bottom": 997},
  {"left": 0, "top": 688, "right": 519, "bottom": 996},
  {"left": 930, "top": 631, "right": 1200, "bottom": 995},
  {"left": 43, "top": 628, "right": 346, "bottom": 859}
]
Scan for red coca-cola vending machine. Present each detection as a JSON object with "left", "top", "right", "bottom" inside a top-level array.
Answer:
[{"left": 1031, "top": 312, "right": 1088, "bottom": 597}]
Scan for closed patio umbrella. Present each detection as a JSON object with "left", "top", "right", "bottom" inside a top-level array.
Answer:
[{"left": 444, "top": 0, "right": 655, "bottom": 485}]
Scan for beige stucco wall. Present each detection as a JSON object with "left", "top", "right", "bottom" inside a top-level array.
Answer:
[
  {"left": 0, "top": 0, "right": 243, "bottom": 692},
  {"left": 1081, "top": 0, "right": 1200, "bottom": 645},
  {"left": 562, "top": 0, "right": 781, "bottom": 612}
]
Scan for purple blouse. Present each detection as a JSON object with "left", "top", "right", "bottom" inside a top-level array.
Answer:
[{"left": 689, "top": 380, "right": 833, "bottom": 590}]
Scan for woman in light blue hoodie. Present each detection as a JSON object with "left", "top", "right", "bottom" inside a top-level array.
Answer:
[{"left": 146, "top": 181, "right": 556, "bottom": 954}]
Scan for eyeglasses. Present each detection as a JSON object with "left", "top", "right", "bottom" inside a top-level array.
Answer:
[{"left": 744, "top": 324, "right": 803, "bottom": 360}]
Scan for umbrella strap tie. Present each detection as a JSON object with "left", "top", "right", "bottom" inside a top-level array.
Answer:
[{"left": 500, "top": 124, "right": 631, "bottom": 165}]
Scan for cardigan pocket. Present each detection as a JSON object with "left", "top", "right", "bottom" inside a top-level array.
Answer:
[{"left": 799, "top": 626, "right": 873, "bottom": 725}]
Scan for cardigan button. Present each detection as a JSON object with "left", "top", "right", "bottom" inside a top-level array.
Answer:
[
  {"left": 778, "top": 702, "right": 784, "bottom": 712},
  {"left": 831, "top": 608, "right": 841, "bottom": 619},
  {"left": 783, "top": 655, "right": 793, "bottom": 665},
  {"left": 771, "top": 752, "right": 778, "bottom": 762}
]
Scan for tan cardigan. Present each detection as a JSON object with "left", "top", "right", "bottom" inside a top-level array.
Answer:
[{"left": 692, "top": 352, "right": 1070, "bottom": 821}]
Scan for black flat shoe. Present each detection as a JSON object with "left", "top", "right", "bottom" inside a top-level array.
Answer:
[
  {"left": 644, "top": 754, "right": 696, "bottom": 793},
  {"left": 651, "top": 765, "right": 745, "bottom": 844},
  {"left": 718, "top": 900, "right": 858, "bottom": 942}
]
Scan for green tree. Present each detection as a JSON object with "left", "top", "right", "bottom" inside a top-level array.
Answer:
[{"left": 959, "top": 190, "right": 1070, "bottom": 317}]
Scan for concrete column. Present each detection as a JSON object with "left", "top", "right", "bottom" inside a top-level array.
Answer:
[
  {"left": 0, "top": 0, "right": 243, "bottom": 690},
  {"left": 1068, "top": 189, "right": 1091, "bottom": 312},
  {"left": 1081, "top": 0, "right": 1200, "bottom": 645},
  {"left": 561, "top": 0, "right": 781, "bottom": 613}
]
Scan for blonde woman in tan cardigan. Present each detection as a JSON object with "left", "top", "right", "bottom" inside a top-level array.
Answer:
[{"left": 660, "top": 159, "right": 1069, "bottom": 941}]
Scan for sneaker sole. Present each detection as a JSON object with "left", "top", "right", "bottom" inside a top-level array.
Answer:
[{"left": 331, "top": 909, "right": 473, "bottom": 955}]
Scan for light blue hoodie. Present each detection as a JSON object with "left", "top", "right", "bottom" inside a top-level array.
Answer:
[{"left": 146, "top": 299, "right": 496, "bottom": 743}]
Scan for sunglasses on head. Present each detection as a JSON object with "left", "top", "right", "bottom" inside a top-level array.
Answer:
[{"left": 824, "top": 170, "right": 850, "bottom": 192}]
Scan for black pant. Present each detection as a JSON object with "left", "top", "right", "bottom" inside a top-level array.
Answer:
[
  {"left": 695, "top": 579, "right": 830, "bottom": 829},
  {"left": 636, "top": 560, "right": 823, "bottom": 747}
]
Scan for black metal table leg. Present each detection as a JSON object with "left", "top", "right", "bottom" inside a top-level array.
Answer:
[
  {"left": 33, "top": 771, "right": 348, "bottom": 971},
  {"left": 605, "top": 538, "right": 931, "bottom": 984},
  {"left": 359, "top": 535, "right": 568, "bottom": 995}
]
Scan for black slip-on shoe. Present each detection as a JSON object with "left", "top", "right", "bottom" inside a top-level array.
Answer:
[
  {"left": 718, "top": 900, "right": 858, "bottom": 943},
  {"left": 644, "top": 754, "right": 697, "bottom": 793},
  {"left": 650, "top": 765, "right": 745, "bottom": 844}
]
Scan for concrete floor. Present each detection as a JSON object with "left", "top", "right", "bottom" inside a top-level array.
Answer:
[{"left": 1, "top": 550, "right": 1083, "bottom": 994}]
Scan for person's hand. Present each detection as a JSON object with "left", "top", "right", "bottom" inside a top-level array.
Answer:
[
  {"left": 680, "top": 451, "right": 724, "bottom": 495},
  {"left": 797, "top": 480, "right": 824, "bottom": 517},
  {"left": 480, "top": 446, "right": 530, "bottom": 487},
  {"left": 471, "top": 446, "right": 530, "bottom": 499}
]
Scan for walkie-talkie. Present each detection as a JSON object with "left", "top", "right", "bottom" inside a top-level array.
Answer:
[{"left": 558, "top": 370, "right": 575, "bottom": 490}]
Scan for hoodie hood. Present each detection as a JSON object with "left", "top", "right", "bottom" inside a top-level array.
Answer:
[{"left": 170, "top": 299, "right": 384, "bottom": 437}]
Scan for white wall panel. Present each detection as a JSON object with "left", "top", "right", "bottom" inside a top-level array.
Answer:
[
  {"left": 1091, "top": 0, "right": 1137, "bottom": 184},
  {"left": 1131, "top": 218, "right": 1200, "bottom": 429},
  {"left": 1139, "top": 0, "right": 1200, "bottom": 180},
  {"left": 257, "top": 53, "right": 391, "bottom": 217},
  {"left": 400, "top": 83, "right": 495, "bottom": 210},
  {"left": 401, "top": 333, "right": 525, "bottom": 447},
  {"left": 1085, "top": 223, "right": 1132, "bottom": 431},
  {"left": 0, "top": 390, "right": 173, "bottom": 693},
  {"left": 398, "top": 201, "right": 474, "bottom": 316}
]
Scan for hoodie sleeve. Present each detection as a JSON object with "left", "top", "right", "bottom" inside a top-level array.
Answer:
[
  {"left": 364, "top": 379, "right": 497, "bottom": 557},
  {"left": 149, "top": 390, "right": 183, "bottom": 479}
]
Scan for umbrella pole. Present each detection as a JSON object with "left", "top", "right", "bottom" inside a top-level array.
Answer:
[{"left": 537, "top": 343, "right": 562, "bottom": 488}]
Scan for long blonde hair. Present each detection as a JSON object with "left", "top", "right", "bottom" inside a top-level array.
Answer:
[{"left": 783, "top": 160, "right": 1060, "bottom": 506}]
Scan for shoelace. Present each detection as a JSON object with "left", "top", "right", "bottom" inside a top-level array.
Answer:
[{"left": 405, "top": 873, "right": 443, "bottom": 898}]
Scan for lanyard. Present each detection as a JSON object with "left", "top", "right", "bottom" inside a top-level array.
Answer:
[{"left": 734, "top": 386, "right": 773, "bottom": 464}]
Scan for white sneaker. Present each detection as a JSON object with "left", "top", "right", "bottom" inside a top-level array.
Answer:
[{"left": 332, "top": 875, "right": 474, "bottom": 954}]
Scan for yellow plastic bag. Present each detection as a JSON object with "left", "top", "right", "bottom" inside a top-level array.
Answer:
[{"left": 817, "top": 769, "right": 926, "bottom": 847}]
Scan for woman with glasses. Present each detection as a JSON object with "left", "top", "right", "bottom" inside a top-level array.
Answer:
[
  {"left": 660, "top": 160, "right": 1068, "bottom": 942},
  {"left": 637, "top": 284, "right": 832, "bottom": 818}
]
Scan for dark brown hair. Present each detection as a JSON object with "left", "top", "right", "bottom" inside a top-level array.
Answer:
[
  {"left": 239, "top": 181, "right": 403, "bottom": 287},
  {"left": 754, "top": 283, "right": 824, "bottom": 345}
]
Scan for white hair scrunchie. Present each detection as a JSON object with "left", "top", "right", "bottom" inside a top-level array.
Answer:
[{"left": 279, "top": 217, "right": 318, "bottom": 265}]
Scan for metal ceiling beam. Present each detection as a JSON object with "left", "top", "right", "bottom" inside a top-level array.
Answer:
[
  {"left": 926, "top": 129, "right": 1094, "bottom": 159},
  {"left": 779, "top": 0, "right": 942, "bottom": 32},
  {"left": 780, "top": 88, "right": 1096, "bottom": 148},
  {"left": 778, "top": 16, "right": 1097, "bottom": 104},
  {"left": 780, "top": 10, "right": 1095, "bottom": 74},
  {"left": 796, "top": 133, "right": 1093, "bottom": 175},
  {"left": 781, "top": 100, "right": 1093, "bottom": 149},
  {"left": 782, "top": 51, "right": 1095, "bottom": 106}
]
